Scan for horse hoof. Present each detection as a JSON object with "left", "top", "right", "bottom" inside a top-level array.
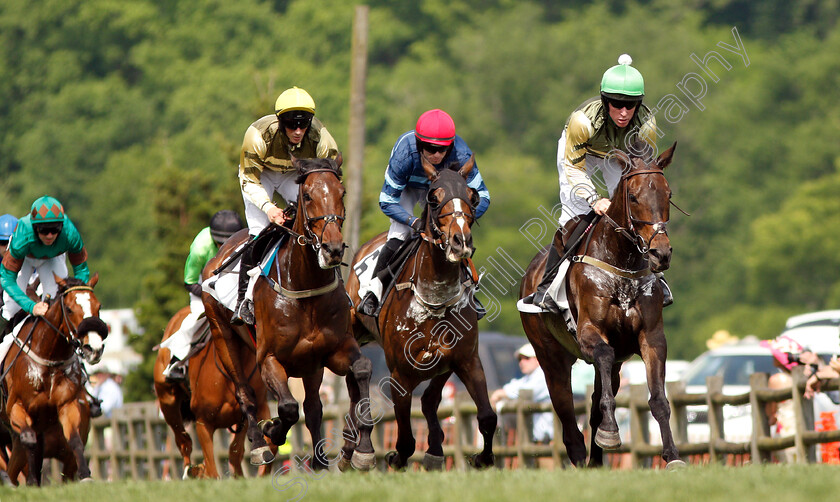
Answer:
[
  {"left": 468, "top": 453, "right": 495, "bottom": 469},
  {"left": 385, "top": 451, "right": 405, "bottom": 470},
  {"left": 337, "top": 453, "right": 352, "bottom": 472},
  {"left": 250, "top": 446, "right": 275, "bottom": 466},
  {"left": 351, "top": 451, "right": 376, "bottom": 471},
  {"left": 422, "top": 453, "right": 445, "bottom": 471},
  {"left": 182, "top": 465, "right": 190, "bottom": 480},
  {"left": 594, "top": 428, "right": 621, "bottom": 450},
  {"left": 666, "top": 459, "right": 687, "bottom": 470}
]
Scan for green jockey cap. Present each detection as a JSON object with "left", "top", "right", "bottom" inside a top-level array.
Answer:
[
  {"left": 600, "top": 54, "right": 645, "bottom": 99},
  {"left": 30, "top": 195, "right": 65, "bottom": 223}
]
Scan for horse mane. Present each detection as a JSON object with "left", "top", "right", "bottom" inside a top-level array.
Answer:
[
  {"left": 295, "top": 157, "right": 343, "bottom": 183},
  {"left": 625, "top": 139, "right": 660, "bottom": 170}
]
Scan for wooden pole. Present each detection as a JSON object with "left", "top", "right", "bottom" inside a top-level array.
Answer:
[{"left": 345, "top": 5, "right": 369, "bottom": 261}]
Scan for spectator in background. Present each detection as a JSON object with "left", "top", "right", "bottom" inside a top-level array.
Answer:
[
  {"left": 90, "top": 367, "right": 124, "bottom": 418},
  {"left": 0, "top": 214, "right": 18, "bottom": 313},
  {"left": 490, "top": 343, "right": 553, "bottom": 444},
  {"left": 761, "top": 335, "right": 839, "bottom": 463}
]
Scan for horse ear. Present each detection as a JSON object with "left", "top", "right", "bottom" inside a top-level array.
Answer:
[
  {"left": 457, "top": 155, "right": 475, "bottom": 178},
  {"left": 55, "top": 274, "right": 66, "bottom": 289},
  {"left": 88, "top": 272, "right": 99, "bottom": 288},
  {"left": 420, "top": 152, "right": 439, "bottom": 181},
  {"left": 468, "top": 188, "right": 480, "bottom": 208},
  {"left": 656, "top": 142, "right": 677, "bottom": 170},
  {"left": 334, "top": 152, "right": 343, "bottom": 168}
]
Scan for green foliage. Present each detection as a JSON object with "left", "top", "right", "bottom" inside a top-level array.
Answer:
[{"left": 2, "top": 0, "right": 839, "bottom": 398}]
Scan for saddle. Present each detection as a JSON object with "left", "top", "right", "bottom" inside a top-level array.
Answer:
[{"left": 376, "top": 236, "right": 422, "bottom": 309}]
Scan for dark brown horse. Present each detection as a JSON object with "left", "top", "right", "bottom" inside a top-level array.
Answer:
[
  {"left": 347, "top": 157, "right": 497, "bottom": 470},
  {"left": 154, "top": 306, "right": 275, "bottom": 479},
  {"left": 520, "top": 143, "right": 685, "bottom": 468},
  {"left": 1, "top": 275, "right": 109, "bottom": 485},
  {"left": 204, "top": 158, "right": 375, "bottom": 470}
]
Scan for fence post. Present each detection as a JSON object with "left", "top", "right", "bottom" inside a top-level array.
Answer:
[
  {"left": 515, "top": 389, "right": 533, "bottom": 468},
  {"left": 705, "top": 375, "right": 724, "bottom": 464},
  {"left": 790, "top": 366, "right": 815, "bottom": 463},
  {"left": 453, "top": 390, "right": 467, "bottom": 471},
  {"left": 748, "top": 372, "right": 771, "bottom": 463},
  {"left": 629, "top": 383, "right": 649, "bottom": 468},
  {"left": 667, "top": 380, "right": 687, "bottom": 447}
]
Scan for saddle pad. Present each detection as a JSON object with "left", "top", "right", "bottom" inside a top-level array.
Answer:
[
  {"left": 354, "top": 242, "right": 385, "bottom": 295},
  {"left": 203, "top": 238, "right": 284, "bottom": 312}
]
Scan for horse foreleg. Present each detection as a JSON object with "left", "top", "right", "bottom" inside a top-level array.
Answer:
[
  {"left": 641, "top": 341, "right": 684, "bottom": 468},
  {"left": 156, "top": 386, "right": 193, "bottom": 473},
  {"left": 386, "top": 373, "right": 416, "bottom": 470},
  {"left": 228, "top": 424, "right": 248, "bottom": 478},
  {"left": 192, "top": 420, "right": 219, "bottom": 479},
  {"left": 419, "top": 371, "right": 452, "bottom": 470},
  {"left": 211, "top": 325, "right": 270, "bottom": 465},
  {"left": 454, "top": 355, "right": 497, "bottom": 469},
  {"left": 332, "top": 351, "right": 375, "bottom": 472},
  {"left": 589, "top": 342, "right": 621, "bottom": 453},
  {"left": 58, "top": 401, "right": 91, "bottom": 480},
  {"left": 260, "top": 354, "right": 299, "bottom": 452},
  {"left": 7, "top": 437, "right": 26, "bottom": 486},
  {"left": 302, "top": 371, "right": 327, "bottom": 470},
  {"left": 535, "top": 345, "right": 587, "bottom": 467},
  {"left": 9, "top": 402, "right": 41, "bottom": 485}
]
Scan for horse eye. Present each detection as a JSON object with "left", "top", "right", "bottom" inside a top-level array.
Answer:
[
  {"left": 303, "top": 192, "right": 312, "bottom": 202},
  {"left": 628, "top": 193, "right": 638, "bottom": 203}
]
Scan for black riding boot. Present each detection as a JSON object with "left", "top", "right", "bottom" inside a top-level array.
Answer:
[
  {"left": 231, "top": 240, "right": 256, "bottom": 326},
  {"left": 658, "top": 274, "right": 674, "bottom": 307},
  {"left": 360, "top": 238, "right": 403, "bottom": 316},
  {"left": 522, "top": 245, "right": 561, "bottom": 307}
]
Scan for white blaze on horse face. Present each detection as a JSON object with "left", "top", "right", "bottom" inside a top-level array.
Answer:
[
  {"left": 452, "top": 200, "right": 467, "bottom": 232},
  {"left": 75, "top": 292, "right": 94, "bottom": 319},
  {"left": 85, "top": 332, "right": 104, "bottom": 351}
]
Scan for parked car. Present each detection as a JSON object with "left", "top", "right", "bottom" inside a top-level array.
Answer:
[
  {"left": 682, "top": 310, "right": 840, "bottom": 443},
  {"left": 360, "top": 331, "right": 526, "bottom": 400}
]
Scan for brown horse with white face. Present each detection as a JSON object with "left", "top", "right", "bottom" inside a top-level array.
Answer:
[
  {"left": 347, "top": 156, "right": 496, "bottom": 470},
  {"left": 203, "top": 158, "right": 375, "bottom": 471},
  {"left": 1, "top": 275, "right": 108, "bottom": 485},
  {"left": 520, "top": 142, "right": 685, "bottom": 468}
]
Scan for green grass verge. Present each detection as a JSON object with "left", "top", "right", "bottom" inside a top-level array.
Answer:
[{"left": 1, "top": 465, "right": 836, "bottom": 502}]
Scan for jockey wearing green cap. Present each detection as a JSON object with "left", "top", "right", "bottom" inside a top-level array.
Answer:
[
  {"left": 520, "top": 54, "right": 672, "bottom": 314},
  {"left": 0, "top": 196, "right": 89, "bottom": 333}
]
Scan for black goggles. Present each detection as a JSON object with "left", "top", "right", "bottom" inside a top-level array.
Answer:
[
  {"left": 420, "top": 142, "right": 449, "bottom": 154},
  {"left": 281, "top": 117, "right": 312, "bottom": 131},
  {"left": 606, "top": 97, "right": 640, "bottom": 110},
  {"left": 35, "top": 223, "right": 63, "bottom": 235}
]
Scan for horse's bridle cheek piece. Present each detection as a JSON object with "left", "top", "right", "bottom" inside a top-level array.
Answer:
[{"left": 296, "top": 169, "right": 346, "bottom": 252}]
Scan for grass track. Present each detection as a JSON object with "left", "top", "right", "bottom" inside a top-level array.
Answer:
[{"left": 1, "top": 465, "right": 836, "bottom": 502}]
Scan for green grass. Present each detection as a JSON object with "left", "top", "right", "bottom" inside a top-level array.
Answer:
[{"left": 1, "top": 465, "right": 837, "bottom": 502}]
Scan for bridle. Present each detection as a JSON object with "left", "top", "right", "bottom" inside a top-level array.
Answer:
[
  {"left": 423, "top": 174, "right": 477, "bottom": 252},
  {"left": 292, "top": 168, "right": 346, "bottom": 252},
  {"left": 2, "top": 285, "right": 97, "bottom": 373},
  {"left": 602, "top": 168, "right": 683, "bottom": 255}
]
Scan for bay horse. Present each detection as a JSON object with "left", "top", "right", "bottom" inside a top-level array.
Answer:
[
  {"left": 1, "top": 275, "right": 109, "bottom": 485},
  {"left": 520, "top": 142, "right": 685, "bottom": 468},
  {"left": 154, "top": 306, "right": 275, "bottom": 479},
  {"left": 346, "top": 157, "right": 497, "bottom": 470},
  {"left": 204, "top": 157, "right": 375, "bottom": 470}
]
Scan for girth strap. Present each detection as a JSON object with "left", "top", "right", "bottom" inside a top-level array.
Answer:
[{"left": 571, "top": 255, "right": 652, "bottom": 279}]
